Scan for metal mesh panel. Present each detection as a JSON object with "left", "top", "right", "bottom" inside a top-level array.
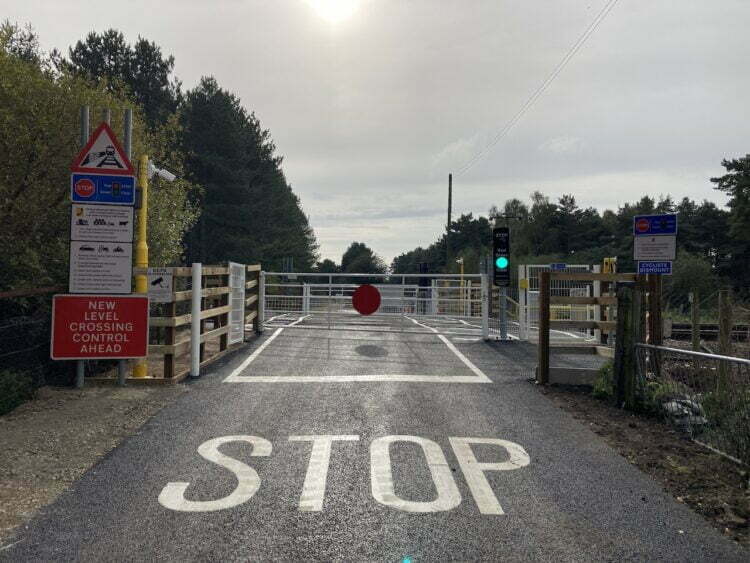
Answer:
[
  {"left": 635, "top": 343, "right": 750, "bottom": 466},
  {"left": 522, "top": 264, "right": 597, "bottom": 342}
]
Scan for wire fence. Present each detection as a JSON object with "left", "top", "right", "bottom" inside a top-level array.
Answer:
[
  {"left": 0, "top": 291, "right": 114, "bottom": 413},
  {"left": 635, "top": 343, "right": 750, "bottom": 466}
]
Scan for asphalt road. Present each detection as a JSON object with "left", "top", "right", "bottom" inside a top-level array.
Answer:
[{"left": 2, "top": 319, "right": 746, "bottom": 561}]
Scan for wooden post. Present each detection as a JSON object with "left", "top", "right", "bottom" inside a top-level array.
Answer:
[
  {"left": 219, "top": 269, "right": 229, "bottom": 352},
  {"left": 648, "top": 275, "right": 663, "bottom": 346},
  {"left": 163, "top": 300, "right": 176, "bottom": 378},
  {"left": 718, "top": 289, "right": 732, "bottom": 356},
  {"left": 252, "top": 269, "right": 261, "bottom": 333},
  {"left": 614, "top": 283, "right": 639, "bottom": 409},
  {"left": 718, "top": 289, "right": 732, "bottom": 387},
  {"left": 199, "top": 271, "right": 206, "bottom": 363},
  {"left": 647, "top": 275, "right": 663, "bottom": 379},
  {"left": 690, "top": 291, "right": 700, "bottom": 352},
  {"left": 537, "top": 271, "right": 550, "bottom": 384}
]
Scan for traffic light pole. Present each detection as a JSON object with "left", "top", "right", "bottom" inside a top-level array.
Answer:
[
  {"left": 499, "top": 287, "right": 508, "bottom": 340},
  {"left": 492, "top": 220, "right": 512, "bottom": 341}
]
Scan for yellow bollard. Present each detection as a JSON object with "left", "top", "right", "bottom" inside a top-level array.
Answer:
[{"left": 133, "top": 155, "right": 149, "bottom": 378}]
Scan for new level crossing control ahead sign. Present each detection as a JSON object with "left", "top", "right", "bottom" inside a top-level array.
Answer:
[{"left": 51, "top": 295, "right": 148, "bottom": 359}]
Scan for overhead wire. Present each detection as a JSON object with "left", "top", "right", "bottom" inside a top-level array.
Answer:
[{"left": 454, "top": 0, "right": 620, "bottom": 176}]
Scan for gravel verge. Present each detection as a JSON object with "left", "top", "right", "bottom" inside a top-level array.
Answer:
[
  {"left": 538, "top": 383, "right": 750, "bottom": 548},
  {"left": 0, "top": 385, "right": 187, "bottom": 545}
]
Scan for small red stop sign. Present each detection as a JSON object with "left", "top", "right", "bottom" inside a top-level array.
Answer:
[
  {"left": 352, "top": 284, "right": 381, "bottom": 315},
  {"left": 635, "top": 218, "right": 650, "bottom": 233},
  {"left": 74, "top": 178, "right": 95, "bottom": 198}
]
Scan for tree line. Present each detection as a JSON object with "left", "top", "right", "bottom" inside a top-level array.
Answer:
[
  {"left": 392, "top": 161, "right": 750, "bottom": 304},
  {"left": 0, "top": 23, "right": 319, "bottom": 293}
]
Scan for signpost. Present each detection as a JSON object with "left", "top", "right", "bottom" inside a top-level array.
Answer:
[
  {"left": 633, "top": 214, "right": 677, "bottom": 274},
  {"left": 67, "top": 121, "right": 136, "bottom": 295},
  {"left": 70, "top": 204, "right": 133, "bottom": 242},
  {"left": 633, "top": 235, "right": 676, "bottom": 261},
  {"left": 147, "top": 268, "right": 174, "bottom": 304},
  {"left": 550, "top": 263, "right": 567, "bottom": 271},
  {"left": 638, "top": 261, "right": 672, "bottom": 275},
  {"left": 71, "top": 174, "right": 135, "bottom": 205},
  {"left": 69, "top": 241, "right": 133, "bottom": 294},
  {"left": 53, "top": 111, "right": 146, "bottom": 385},
  {"left": 51, "top": 295, "right": 148, "bottom": 359},
  {"left": 70, "top": 122, "right": 136, "bottom": 176}
]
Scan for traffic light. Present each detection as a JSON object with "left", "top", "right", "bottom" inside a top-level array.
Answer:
[{"left": 492, "top": 226, "right": 510, "bottom": 287}]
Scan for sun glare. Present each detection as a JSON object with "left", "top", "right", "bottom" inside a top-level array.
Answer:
[{"left": 306, "top": 0, "right": 361, "bottom": 24}]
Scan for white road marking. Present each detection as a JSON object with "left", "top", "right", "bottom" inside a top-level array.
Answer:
[
  {"left": 158, "top": 435, "right": 271, "bottom": 512},
  {"left": 224, "top": 315, "right": 491, "bottom": 383},
  {"left": 449, "top": 437, "right": 531, "bottom": 515},
  {"left": 0, "top": 540, "right": 23, "bottom": 552},
  {"left": 265, "top": 312, "right": 292, "bottom": 323},
  {"left": 370, "top": 435, "right": 462, "bottom": 513},
  {"left": 406, "top": 317, "right": 491, "bottom": 382},
  {"left": 226, "top": 374, "right": 490, "bottom": 383},
  {"left": 288, "top": 435, "right": 360, "bottom": 511}
]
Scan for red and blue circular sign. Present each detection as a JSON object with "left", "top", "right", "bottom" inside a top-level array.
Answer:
[
  {"left": 74, "top": 178, "right": 95, "bottom": 198},
  {"left": 352, "top": 284, "right": 381, "bottom": 315},
  {"left": 635, "top": 218, "right": 650, "bottom": 233}
]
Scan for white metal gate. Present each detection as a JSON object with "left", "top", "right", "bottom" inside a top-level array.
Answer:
[
  {"left": 518, "top": 264, "right": 600, "bottom": 342},
  {"left": 228, "top": 262, "right": 246, "bottom": 345},
  {"left": 260, "top": 272, "right": 489, "bottom": 337}
]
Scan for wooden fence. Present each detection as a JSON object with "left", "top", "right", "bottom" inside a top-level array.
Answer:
[
  {"left": 537, "top": 271, "right": 642, "bottom": 385},
  {"left": 101, "top": 264, "right": 262, "bottom": 383}
]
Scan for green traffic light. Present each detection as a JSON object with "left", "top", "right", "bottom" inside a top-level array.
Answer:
[{"left": 495, "top": 256, "right": 509, "bottom": 269}]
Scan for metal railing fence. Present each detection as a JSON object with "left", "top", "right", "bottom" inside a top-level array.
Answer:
[
  {"left": 261, "top": 272, "right": 489, "bottom": 335},
  {"left": 635, "top": 343, "right": 750, "bottom": 466}
]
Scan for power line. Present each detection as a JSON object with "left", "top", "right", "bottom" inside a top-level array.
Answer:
[{"left": 455, "top": 0, "right": 620, "bottom": 176}]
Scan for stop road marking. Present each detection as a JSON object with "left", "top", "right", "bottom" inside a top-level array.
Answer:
[{"left": 158, "top": 434, "right": 530, "bottom": 515}]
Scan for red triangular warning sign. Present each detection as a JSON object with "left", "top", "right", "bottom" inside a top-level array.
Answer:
[{"left": 71, "top": 122, "right": 135, "bottom": 176}]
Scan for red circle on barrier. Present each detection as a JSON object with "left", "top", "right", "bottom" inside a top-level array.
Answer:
[
  {"left": 635, "top": 218, "right": 650, "bottom": 233},
  {"left": 352, "top": 284, "right": 381, "bottom": 315},
  {"left": 74, "top": 178, "right": 95, "bottom": 198}
]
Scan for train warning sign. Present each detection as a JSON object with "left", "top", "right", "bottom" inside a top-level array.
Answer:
[{"left": 71, "top": 122, "right": 135, "bottom": 176}]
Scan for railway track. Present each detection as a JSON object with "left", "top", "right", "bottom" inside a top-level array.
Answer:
[{"left": 670, "top": 322, "right": 750, "bottom": 342}]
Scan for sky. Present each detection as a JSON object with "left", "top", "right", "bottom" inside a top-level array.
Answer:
[{"left": 4, "top": 0, "right": 749, "bottom": 264}]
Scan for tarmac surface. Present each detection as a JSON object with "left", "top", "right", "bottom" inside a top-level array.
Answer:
[{"left": 2, "top": 315, "right": 746, "bottom": 561}]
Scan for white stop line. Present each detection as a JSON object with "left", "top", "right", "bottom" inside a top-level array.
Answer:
[
  {"left": 158, "top": 434, "right": 530, "bottom": 515},
  {"left": 223, "top": 316, "right": 491, "bottom": 383}
]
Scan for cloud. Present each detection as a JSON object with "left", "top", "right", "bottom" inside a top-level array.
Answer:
[
  {"left": 431, "top": 133, "right": 486, "bottom": 174},
  {"left": 538, "top": 135, "right": 586, "bottom": 155},
  {"left": 8, "top": 0, "right": 749, "bottom": 266}
]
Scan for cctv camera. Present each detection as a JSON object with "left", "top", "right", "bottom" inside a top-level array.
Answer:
[
  {"left": 156, "top": 168, "right": 176, "bottom": 182},
  {"left": 147, "top": 161, "right": 177, "bottom": 182}
]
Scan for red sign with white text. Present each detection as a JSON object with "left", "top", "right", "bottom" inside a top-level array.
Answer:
[{"left": 51, "top": 295, "right": 148, "bottom": 359}]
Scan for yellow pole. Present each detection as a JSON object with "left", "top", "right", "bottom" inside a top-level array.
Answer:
[{"left": 133, "top": 155, "right": 149, "bottom": 378}]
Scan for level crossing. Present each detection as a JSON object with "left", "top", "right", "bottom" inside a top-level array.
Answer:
[{"left": 3, "top": 274, "right": 745, "bottom": 562}]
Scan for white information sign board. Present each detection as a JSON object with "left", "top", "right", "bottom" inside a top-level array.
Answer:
[
  {"left": 147, "top": 268, "right": 174, "bottom": 303},
  {"left": 228, "top": 262, "right": 246, "bottom": 345},
  {"left": 69, "top": 241, "right": 132, "bottom": 294},
  {"left": 70, "top": 204, "right": 134, "bottom": 243},
  {"left": 634, "top": 235, "right": 676, "bottom": 261}
]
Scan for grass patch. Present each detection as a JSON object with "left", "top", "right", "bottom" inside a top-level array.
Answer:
[{"left": 0, "top": 369, "right": 35, "bottom": 416}]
